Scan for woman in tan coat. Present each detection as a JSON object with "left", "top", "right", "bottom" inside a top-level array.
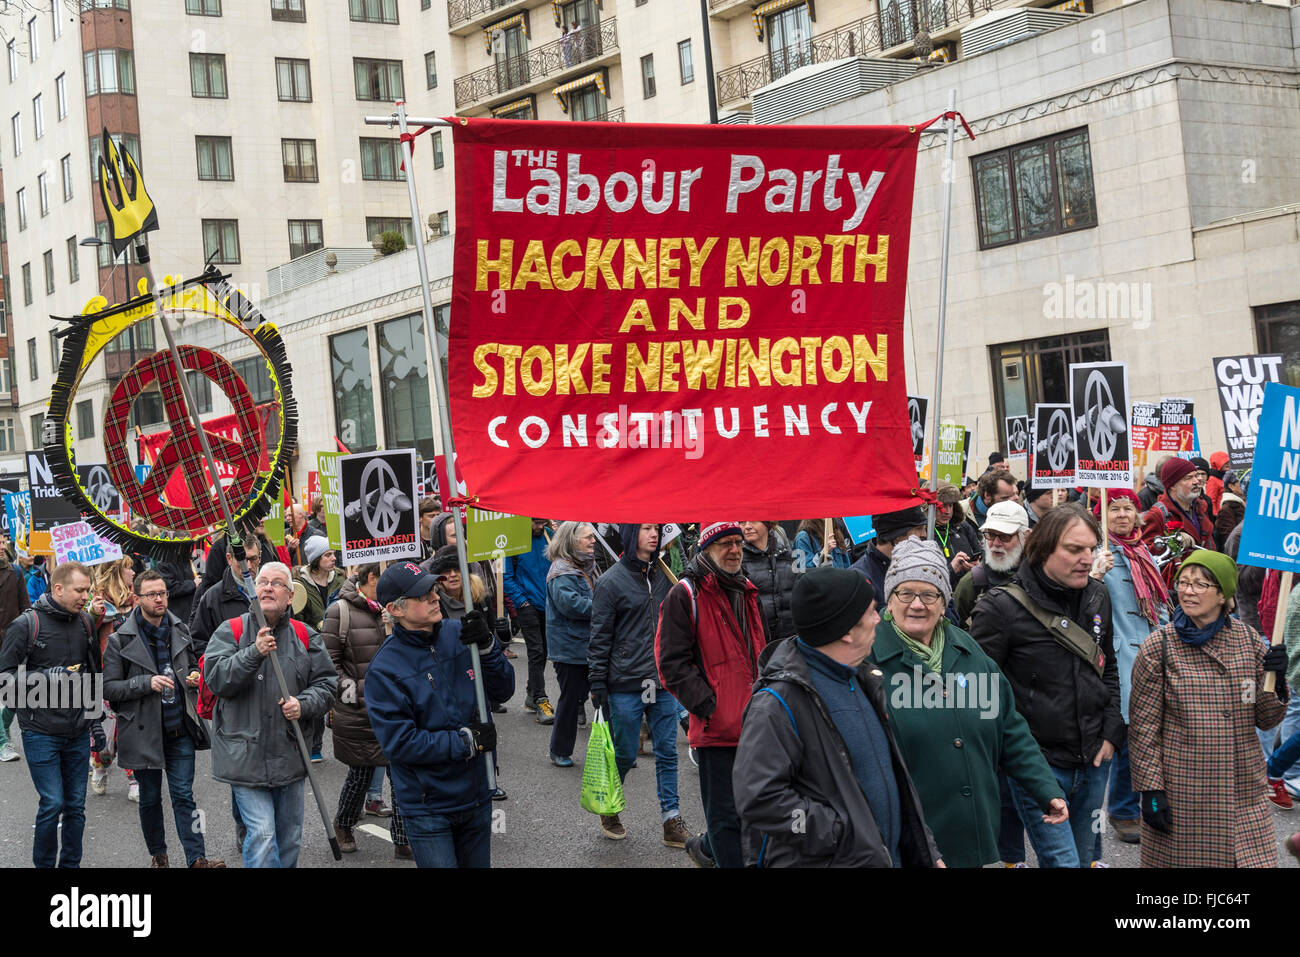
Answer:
[{"left": 1129, "top": 551, "right": 1289, "bottom": 867}]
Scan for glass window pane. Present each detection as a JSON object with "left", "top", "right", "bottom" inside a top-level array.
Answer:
[
  {"left": 377, "top": 314, "right": 434, "bottom": 459},
  {"left": 1054, "top": 132, "right": 1096, "bottom": 231},
  {"left": 331, "top": 328, "right": 377, "bottom": 452},
  {"left": 974, "top": 153, "right": 1014, "bottom": 247},
  {"left": 1012, "top": 142, "right": 1055, "bottom": 240}
]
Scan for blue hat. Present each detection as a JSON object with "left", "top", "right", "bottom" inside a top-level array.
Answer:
[{"left": 377, "top": 560, "right": 442, "bottom": 606}]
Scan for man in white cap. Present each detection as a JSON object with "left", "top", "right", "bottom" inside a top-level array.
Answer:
[{"left": 952, "top": 501, "right": 1030, "bottom": 628}]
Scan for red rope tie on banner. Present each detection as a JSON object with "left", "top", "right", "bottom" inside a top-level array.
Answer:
[
  {"left": 911, "top": 487, "right": 940, "bottom": 505},
  {"left": 912, "top": 111, "right": 976, "bottom": 141},
  {"left": 444, "top": 495, "right": 480, "bottom": 508},
  {"left": 398, "top": 125, "right": 434, "bottom": 171}
]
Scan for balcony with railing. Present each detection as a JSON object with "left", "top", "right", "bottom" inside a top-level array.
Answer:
[
  {"left": 447, "top": 0, "right": 532, "bottom": 35},
  {"left": 707, "top": 0, "right": 759, "bottom": 19},
  {"left": 717, "top": 0, "right": 1020, "bottom": 104},
  {"left": 455, "top": 17, "right": 618, "bottom": 111}
]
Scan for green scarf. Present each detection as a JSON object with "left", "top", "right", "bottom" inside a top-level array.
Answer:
[{"left": 890, "top": 616, "right": 946, "bottom": 673}]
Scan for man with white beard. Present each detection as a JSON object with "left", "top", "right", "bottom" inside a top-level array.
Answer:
[{"left": 951, "top": 502, "right": 1029, "bottom": 628}]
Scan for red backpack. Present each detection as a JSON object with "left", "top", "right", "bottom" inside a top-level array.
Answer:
[{"left": 197, "top": 615, "right": 310, "bottom": 720}]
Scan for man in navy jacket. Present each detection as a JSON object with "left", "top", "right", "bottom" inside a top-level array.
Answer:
[{"left": 366, "top": 561, "right": 514, "bottom": 868}]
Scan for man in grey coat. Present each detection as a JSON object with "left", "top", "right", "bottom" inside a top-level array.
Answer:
[
  {"left": 102, "top": 569, "right": 223, "bottom": 868},
  {"left": 204, "top": 560, "right": 336, "bottom": 868}
]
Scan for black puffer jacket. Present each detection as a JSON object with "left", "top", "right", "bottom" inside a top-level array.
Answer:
[
  {"left": 0, "top": 595, "right": 100, "bottom": 737},
  {"left": 589, "top": 524, "right": 673, "bottom": 693},
  {"left": 740, "top": 535, "right": 796, "bottom": 643},
  {"left": 188, "top": 567, "right": 254, "bottom": 659},
  {"left": 968, "top": 564, "right": 1123, "bottom": 769}
]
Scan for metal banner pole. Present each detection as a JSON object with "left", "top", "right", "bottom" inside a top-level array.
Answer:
[
  {"left": 926, "top": 89, "right": 958, "bottom": 539},
  {"left": 133, "top": 242, "right": 341, "bottom": 860},
  {"left": 375, "top": 102, "right": 495, "bottom": 788}
]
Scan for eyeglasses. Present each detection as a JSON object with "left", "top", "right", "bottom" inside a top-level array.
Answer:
[
  {"left": 138, "top": 590, "right": 168, "bottom": 600},
  {"left": 1176, "top": 579, "right": 1219, "bottom": 595},
  {"left": 716, "top": 539, "right": 744, "bottom": 551},
  {"left": 893, "top": 589, "right": 944, "bottom": 606},
  {"left": 255, "top": 579, "right": 291, "bottom": 591},
  {"left": 983, "top": 529, "right": 1018, "bottom": 543}
]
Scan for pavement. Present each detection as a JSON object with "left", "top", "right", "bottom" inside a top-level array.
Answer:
[{"left": 0, "top": 639, "right": 1295, "bottom": 868}]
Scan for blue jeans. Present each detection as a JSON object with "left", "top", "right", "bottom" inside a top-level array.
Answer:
[
  {"left": 404, "top": 802, "right": 492, "bottom": 868},
  {"left": 368, "top": 766, "right": 385, "bottom": 802},
  {"left": 1106, "top": 739, "right": 1140, "bottom": 820},
  {"left": 23, "top": 730, "right": 89, "bottom": 868},
  {"left": 1268, "top": 725, "right": 1300, "bottom": 780},
  {"left": 1260, "top": 693, "right": 1300, "bottom": 792},
  {"left": 1009, "top": 761, "right": 1109, "bottom": 868},
  {"left": 232, "top": 780, "right": 305, "bottom": 868},
  {"left": 134, "top": 734, "right": 205, "bottom": 866},
  {"left": 608, "top": 690, "right": 680, "bottom": 819}
]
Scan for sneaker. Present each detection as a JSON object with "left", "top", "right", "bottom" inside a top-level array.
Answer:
[
  {"left": 549, "top": 752, "right": 574, "bottom": 768},
  {"left": 90, "top": 767, "right": 108, "bottom": 796},
  {"left": 1090, "top": 861, "right": 1110, "bottom": 868},
  {"left": 394, "top": 844, "right": 413, "bottom": 861},
  {"left": 663, "top": 816, "right": 690, "bottom": 848},
  {"left": 335, "top": 823, "right": 357, "bottom": 854},
  {"left": 599, "top": 814, "right": 626, "bottom": 840},
  {"left": 310, "top": 750, "right": 324, "bottom": 763},
  {"left": 1109, "top": 816, "right": 1142, "bottom": 844},
  {"left": 522, "top": 696, "right": 539, "bottom": 714},
  {"left": 490, "top": 702, "right": 507, "bottom": 714},
  {"left": 534, "top": 697, "right": 556, "bottom": 726},
  {"left": 685, "top": 834, "right": 715, "bottom": 868},
  {"left": 235, "top": 823, "right": 247, "bottom": 849},
  {"left": 190, "top": 857, "right": 226, "bottom": 868},
  {"left": 1268, "top": 778, "right": 1294, "bottom": 810},
  {"left": 1285, "top": 832, "right": 1300, "bottom": 863},
  {"left": 150, "top": 852, "right": 169, "bottom": 868},
  {"left": 364, "top": 798, "right": 393, "bottom": 818},
  {"left": 128, "top": 780, "right": 139, "bottom": 803},
  {"left": 492, "top": 787, "right": 508, "bottom": 801},
  {"left": 0, "top": 742, "right": 19, "bottom": 762},
  {"left": 1002, "top": 861, "right": 1029, "bottom": 868}
]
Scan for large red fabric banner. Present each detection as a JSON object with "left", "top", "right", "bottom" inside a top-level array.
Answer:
[
  {"left": 450, "top": 119, "right": 922, "bottom": 520},
  {"left": 137, "top": 404, "right": 274, "bottom": 510}
]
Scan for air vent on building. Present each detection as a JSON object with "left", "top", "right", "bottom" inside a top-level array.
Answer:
[
  {"left": 718, "top": 112, "right": 752, "bottom": 125},
  {"left": 959, "top": 7, "right": 1088, "bottom": 59},
  {"left": 751, "top": 57, "right": 922, "bottom": 125}
]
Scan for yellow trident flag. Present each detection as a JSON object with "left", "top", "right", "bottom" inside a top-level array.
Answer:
[{"left": 97, "top": 128, "right": 158, "bottom": 257}]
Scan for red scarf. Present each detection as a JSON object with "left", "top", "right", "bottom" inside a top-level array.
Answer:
[{"left": 1110, "top": 529, "right": 1170, "bottom": 625}]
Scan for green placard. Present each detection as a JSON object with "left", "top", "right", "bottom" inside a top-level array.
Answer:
[
  {"left": 936, "top": 423, "right": 967, "bottom": 487},
  {"left": 317, "top": 452, "right": 342, "bottom": 552},
  {"left": 466, "top": 508, "right": 531, "bottom": 561},
  {"left": 263, "top": 500, "right": 285, "bottom": 545}
]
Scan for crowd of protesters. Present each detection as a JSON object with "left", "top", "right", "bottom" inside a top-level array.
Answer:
[{"left": 1, "top": 444, "right": 1298, "bottom": 871}]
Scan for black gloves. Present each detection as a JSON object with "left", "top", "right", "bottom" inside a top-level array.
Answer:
[
  {"left": 494, "top": 616, "right": 513, "bottom": 644},
  {"left": 466, "top": 720, "right": 497, "bottom": 755},
  {"left": 90, "top": 722, "right": 107, "bottom": 754},
  {"left": 1141, "top": 790, "right": 1171, "bottom": 834},
  {"left": 589, "top": 684, "right": 609, "bottom": 716},
  {"left": 459, "top": 611, "right": 494, "bottom": 652}
]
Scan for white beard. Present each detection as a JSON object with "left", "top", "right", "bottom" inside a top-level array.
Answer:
[{"left": 984, "top": 541, "right": 1024, "bottom": 574}]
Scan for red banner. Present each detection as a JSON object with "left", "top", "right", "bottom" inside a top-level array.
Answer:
[
  {"left": 450, "top": 120, "right": 922, "bottom": 519},
  {"left": 137, "top": 405, "right": 274, "bottom": 510}
]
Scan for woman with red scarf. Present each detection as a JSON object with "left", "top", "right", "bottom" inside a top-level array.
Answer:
[{"left": 1089, "top": 489, "right": 1171, "bottom": 845}]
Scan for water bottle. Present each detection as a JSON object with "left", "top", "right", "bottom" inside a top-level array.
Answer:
[{"left": 161, "top": 664, "right": 177, "bottom": 705}]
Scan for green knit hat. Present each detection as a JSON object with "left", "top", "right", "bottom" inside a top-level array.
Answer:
[{"left": 1177, "top": 550, "right": 1237, "bottom": 603}]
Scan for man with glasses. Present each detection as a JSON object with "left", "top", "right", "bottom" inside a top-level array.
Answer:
[
  {"left": 366, "top": 562, "right": 513, "bottom": 867},
  {"left": 952, "top": 502, "right": 1029, "bottom": 628},
  {"left": 204, "top": 561, "right": 336, "bottom": 868},
  {"left": 969, "top": 504, "right": 1122, "bottom": 867},
  {"left": 189, "top": 538, "right": 261, "bottom": 659},
  {"left": 656, "top": 522, "right": 766, "bottom": 868},
  {"left": 102, "top": 570, "right": 224, "bottom": 868}
]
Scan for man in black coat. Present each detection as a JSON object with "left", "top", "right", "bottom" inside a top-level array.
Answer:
[
  {"left": 849, "top": 506, "right": 927, "bottom": 602},
  {"left": 157, "top": 555, "right": 200, "bottom": 628},
  {"left": 188, "top": 540, "right": 258, "bottom": 659}
]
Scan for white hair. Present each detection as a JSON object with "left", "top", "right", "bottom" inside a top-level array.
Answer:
[{"left": 257, "top": 561, "right": 292, "bottom": 586}]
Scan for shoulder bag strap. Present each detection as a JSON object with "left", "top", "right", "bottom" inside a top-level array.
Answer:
[{"left": 1000, "top": 583, "right": 1105, "bottom": 679}]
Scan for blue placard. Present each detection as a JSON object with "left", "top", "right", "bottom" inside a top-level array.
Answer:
[
  {"left": 135, "top": 463, "right": 151, "bottom": 483},
  {"left": 842, "top": 515, "right": 876, "bottom": 545},
  {"left": 1238, "top": 383, "right": 1300, "bottom": 573},
  {"left": 3, "top": 490, "right": 30, "bottom": 541}
]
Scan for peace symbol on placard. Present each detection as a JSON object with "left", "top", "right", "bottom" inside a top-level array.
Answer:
[
  {"left": 85, "top": 466, "right": 118, "bottom": 512},
  {"left": 103, "top": 345, "right": 262, "bottom": 534},
  {"left": 352, "top": 458, "right": 413, "bottom": 540}
]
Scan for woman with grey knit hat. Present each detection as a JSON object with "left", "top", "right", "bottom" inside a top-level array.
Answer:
[{"left": 868, "top": 538, "right": 1066, "bottom": 867}]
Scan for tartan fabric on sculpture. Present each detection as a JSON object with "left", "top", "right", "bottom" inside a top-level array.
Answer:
[{"left": 1128, "top": 617, "right": 1287, "bottom": 867}]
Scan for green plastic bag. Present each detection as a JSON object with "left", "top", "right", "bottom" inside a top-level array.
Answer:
[{"left": 580, "top": 708, "right": 626, "bottom": 815}]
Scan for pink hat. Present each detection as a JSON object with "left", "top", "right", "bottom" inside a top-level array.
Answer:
[
  {"left": 698, "top": 522, "right": 743, "bottom": 549},
  {"left": 1091, "top": 487, "right": 1141, "bottom": 517}
]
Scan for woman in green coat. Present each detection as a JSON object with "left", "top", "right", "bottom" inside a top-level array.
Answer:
[{"left": 867, "top": 538, "right": 1067, "bottom": 867}]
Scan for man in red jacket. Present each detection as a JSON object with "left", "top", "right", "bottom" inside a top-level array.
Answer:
[
  {"left": 1141, "top": 457, "right": 1216, "bottom": 574},
  {"left": 655, "top": 521, "right": 765, "bottom": 868}
]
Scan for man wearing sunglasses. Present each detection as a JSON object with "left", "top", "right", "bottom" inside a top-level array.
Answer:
[{"left": 102, "top": 570, "right": 224, "bottom": 868}]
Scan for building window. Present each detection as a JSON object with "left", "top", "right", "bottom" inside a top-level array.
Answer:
[
  {"left": 43, "top": 250, "right": 55, "bottom": 295},
  {"left": 275, "top": 57, "right": 312, "bottom": 102},
  {"left": 201, "top": 219, "right": 240, "bottom": 264},
  {"left": 95, "top": 221, "right": 113, "bottom": 266},
  {"left": 0, "top": 203, "right": 5, "bottom": 243},
  {"left": 28, "top": 17, "right": 39, "bottom": 62},
  {"left": 33, "top": 93, "right": 43, "bottom": 138},
  {"left": 973, "top": 128, "right": 1097, "bottom": 250},
  {"left": 360, "top": 137, "right": 405, "bottom": 181},
  {"left": 989, "top": 330, "right": 1111, "bottom": 449},
  {"left": 85, "top": 49, "right": 137, "bottom": 95},
  {"left": 61, "top": 154, "right": 73, "bottom": 200},
  {"left": 366, "top": 217, "right": 414, "bottom": 246},
  {"left": 27, "top": 337, "right": 37, "bottom": 379},
  {"left": 67, "top": 236, "right": 80, "bottom": 283},
  {"left": 570, "top": 85, "right": 604, "bottom": 120},
  {"left": 196, "top": 135, "right": 234, "bottom": 180},
  {"left": 127, "top": 391, "right": 164, "bottom": 430},
  {"left": 288, "top": 219, "right": 323, "bottom": 259},
  {"left": 349, "top": 0, "right": 398, "bottom": 23},
  {"left": 421, "top": 0, "right": 430, "bottom": 8},
  {"left": 76, "top": 400, "right": 95, "bottom": 439},
  {"left": 49, "top": 332, "right": 60, "bottom": 371},
  {"left": 185, "top": 371, "right": 213, "bottom": 413},
  {"left": 89, "top": 133, "right": 141, "bottom": 180},
  {"left": 80, "top": 0, "right": 133, "bottom": 9},
  {"left": 271, "top": 0, "right": 305, "bottom": 21},
  {"left": 56, "top": 73, "right": 67, "bottom": 118},
  {"left": 766, "top": 4, "right": 811, "bottom": 81},
  {"left": 188, "top": 52, "right": 227, "bottom": 98},
  {"left": 6, "top": 41, "right": 16, "bottom": 83},
  {"left": 378, "top": 314, "right": 435, "bottom": 459},
  {"left": 425, "top": 51, "right": 437, "bottom": 89},
  {"left": 30, "top": 413, "right": 44, "bottom": 447},
  {"left": 678, "top": 39, "right": 693, "bottom": 84},
  {"left": 0, "top": 419, "right": 14, "bottom": 453},
  {"left": 232, "top": 357, "right": 275, "bottom": 404},
  {"left": 37, "top": 173, "right": 49, "bottom": 217},
  {"left": 16, "top": 189, "right": 27, "bottom": 230},
  {"left": 493, "top": 24, "right": 528, "bottom": 90},
  {"left": 353, "top": 58, "right": 403, "bottom": 101},
  {"left": 186, "top": 0, "right": 221, "bottom": 15},
  {"left": 640, "top": 54, "right": 655, "bottom": 98},
  {"left": 53, "top": 0, "right": 63, "bottom": 39},
  {"left": 1254, "top": 301, "right": 1300, "bottom": 387},
  {"left": 436, "top": 211, "right": 449, "bottom": 236},
  {"left": 11, "top": 113, "right": 21, "bottom": 156},
  {"left": 282, "top": 138, "right": 318, "bottom": 181},
  {"left": 330, "top": 328, "right": 377, "bottom": 453},
  {"left": 432, "top": 130, "right": 444, "bottom": 169}
]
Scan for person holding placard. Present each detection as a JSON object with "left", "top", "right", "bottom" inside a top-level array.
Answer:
[{"left": 1140, "top": 458, "right": 1216, "bottom": 578}]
